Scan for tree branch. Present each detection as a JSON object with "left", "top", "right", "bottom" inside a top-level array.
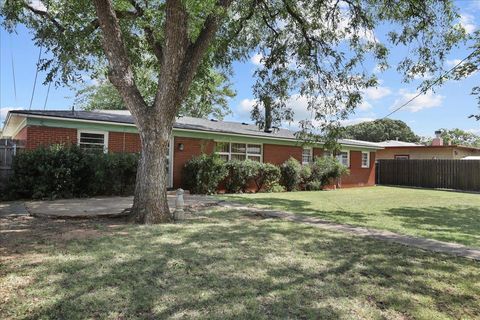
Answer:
[
  {"left": 128, "top": 0, "right": 163, "bottom": 62},
  {"left": 92, "top": 0, "right": 148, "bottom": 119},
  {"left": 26, "top": 4, "right": 65, "bottom": 32},
  {"left": 176, "top": 0, "right": 233, "bottom": 97}
]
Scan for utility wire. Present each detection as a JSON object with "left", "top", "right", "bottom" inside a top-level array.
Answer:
[
  {"left": 381, "top": 49, "right": 479, "bottom": 120},
  {"left": 43, "top": 81, "right": 51, "bottom": 110},
  {"left": 10, "top": 35, "right": 17, "bottom": 107},
  {"left": 29, "top": 47, "right": 43, "bottom": 110}
]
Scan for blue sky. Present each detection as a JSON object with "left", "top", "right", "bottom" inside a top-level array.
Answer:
[{"left": 1, "top": 1, "right": 480, "bottom": 138}]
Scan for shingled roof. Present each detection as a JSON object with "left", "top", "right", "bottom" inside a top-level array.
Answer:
[{"left": 6, "top": 110, "right": 383, "bottom": 149}]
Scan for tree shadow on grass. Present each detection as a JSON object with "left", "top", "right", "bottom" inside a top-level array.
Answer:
[
  {"left": 2, "top": 211, "right": 480, "bottom": 319},
  {"left": 225, "top": 196, "right": 480, "bottom": 247},
  {"left": 385, "top": 205, "right": 480, "bottom": 247},
  {"left": 224, "top": 196, "right": 371, "bottom": 223}
]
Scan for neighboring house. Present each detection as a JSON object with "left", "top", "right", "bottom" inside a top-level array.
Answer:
[
  {"left": 1, "top": 110, "right": 383, "bottom": 189},
  {"left": 375, "top": 131, "right": 480, "bottom": 160}
]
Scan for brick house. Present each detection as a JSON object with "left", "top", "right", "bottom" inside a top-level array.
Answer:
[
  {"left": 2, "top": 110, "right": 383, "bottom": 189},
  {"left": 375, "top": 131, "right": 480, "bottom": 160}
]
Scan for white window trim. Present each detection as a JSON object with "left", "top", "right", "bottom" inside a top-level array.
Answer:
[
  {"left": 302, "top": 147, "right": 313, "bottom": 165},
  {"left": 361, "top": 151, "right": 370, "bottom": 168},
  {"left": 77, "top": 130, "right": 109, "bottom": 153},
  {"left": 336, "top": 150, "right": 350, "bottom": 167},
  {"left": 215, "top": 141, "right": 263, "bottom": 162}
]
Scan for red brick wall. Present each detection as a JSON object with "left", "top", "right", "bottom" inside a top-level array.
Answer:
[
  {"left": 108, "top": 132, "right": 141, "bottom": 153},
  {"left": 16, "top": 125, "right": 377, "bottom": 188},
  {"left": 313, "top": 147, "right": 323, "bottom": 158},
  {"left": 263, "top": 144, "right": 302, "bottom": 165},
  {"left": 173, "top": 137, "right": 215, "bottom": 188},
  {"left": 339, "top": 151, "right": 376, "bottom": 187},
  {"left": 21, "top": 126, "right": 77, "bottom": 149}
]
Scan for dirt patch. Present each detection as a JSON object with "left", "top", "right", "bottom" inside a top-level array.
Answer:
[
  {"left": 0, "top": 213, "right": 131, "bottom": 262},
  {"left": 60, "top": 229, "right": 104, "bottom": 241}
]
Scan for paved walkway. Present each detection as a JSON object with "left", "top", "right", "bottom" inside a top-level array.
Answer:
[
  {"left": 25, "top": 194, "right": 218, "bottom": 219},
  {"left": 220, "top": 202, "right": 480, "bottom": 261},
  {"left": 0, "top": 201, "right": 28, "bottom": 217}
]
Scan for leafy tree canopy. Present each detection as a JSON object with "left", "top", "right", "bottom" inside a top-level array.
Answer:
[
  {"left": 341, "top": 119, "right": 420, "bottom": 142},
  {"left": 424, "top": 128, "right": 480, "bottom": 147},
  {"left": 75, "top": 69, "right": 235, "bottom": 120},
  {"left": 1, "top": 0, "right": 465, "bottom": 137}
]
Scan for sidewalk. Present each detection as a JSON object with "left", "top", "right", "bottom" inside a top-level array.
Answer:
[{"left": 220, "top": 202, "right": 480, "bottom": 261}]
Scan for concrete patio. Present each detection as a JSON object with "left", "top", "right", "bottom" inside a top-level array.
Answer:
[{"left": 24, "top": 193, "right": 219, "bottom": 219}]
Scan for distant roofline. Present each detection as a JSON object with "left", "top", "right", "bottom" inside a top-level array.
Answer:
[{"left": 381, "top": 145, "right": 480, "bottom": 151}]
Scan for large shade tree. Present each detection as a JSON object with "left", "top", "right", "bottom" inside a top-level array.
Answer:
[
  {"left": 1, "top": 0, "right": 463, "bottom": 223},
  {"left": 342, "top": 119, "right": 420, "bottom": 142}
]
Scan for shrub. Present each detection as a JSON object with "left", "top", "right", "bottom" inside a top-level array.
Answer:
[
  {"left": 299, "top": 164, "right": 312, "bottom": 188},
  {"left": 224, "top": 159, "right": 259, "bottom": 193},
  {"left": 253, "top": 163, "right": 281, "bottom": 192},
  {"left": 307, "top": 156, "right": 350, "bottom": 190},
  {"left": 6, "top": 145, "right": 139, "bottom": 199},
  {"left": 267, "top": 182, "right": 285, "bottom": 193},
  {"left": 183, "top": 154, "right": 227, "bottom": 194},
  {"left": 280, "top": 157, "right": 302, "bottom": 191}
]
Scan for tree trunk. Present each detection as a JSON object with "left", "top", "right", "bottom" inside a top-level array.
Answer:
[{"left": 131, "top": 123, "right": 172, "bottom": 224}]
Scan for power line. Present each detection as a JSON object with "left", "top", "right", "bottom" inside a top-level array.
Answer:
[
  {"left": 43, "top": 81, "right": 51, "bottom": 110},
  {"left": 380, "top": 49, "right": 479, "bottom": 120},
  {"left": 29, "top": 47, "right": 43, "bottom": 110},
  {"left": 10, "top": 35, "right": 17, "bottom": 107}
]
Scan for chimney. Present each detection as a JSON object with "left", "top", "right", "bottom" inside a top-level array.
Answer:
[{"left": 431, "top": 130, "right": 443, "bottom": 146}]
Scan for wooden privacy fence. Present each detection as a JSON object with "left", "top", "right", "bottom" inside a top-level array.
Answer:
[{"left": 376, "top": 159, "right": 480, "bottom": 192}]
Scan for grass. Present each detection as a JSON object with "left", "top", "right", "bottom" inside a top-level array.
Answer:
[
  {"left": 1, "top": 208, "right": 480, "bottom": 319},
  {"left": 221, "top": 186, "right": 480, "bottom": 248}
]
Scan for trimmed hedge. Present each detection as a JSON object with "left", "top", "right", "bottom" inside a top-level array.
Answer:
[
  {"left": 182, "top": 154, "right": 228, "bottom": 194},
  {"left": 302, "top": 157, "right": 350, "bottom": 190},
  {"left": 6, "top": 145, "right": 139, "bottom": 200},
  {"left": 280, "top": 157, "right": 303, "bottom": 191},
  {"left": 183, "top": 154, "right": 348, "bottom": 194}
]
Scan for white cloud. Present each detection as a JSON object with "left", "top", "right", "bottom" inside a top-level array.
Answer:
[
  {"left": 391, "top": 89, "right": 444, "bottom": 113},
  {"left": 358, "top": 100, "right": 373, "bottom": 111},
  {"left": 0, "top": 107, "right": 22, "bottom": 122},
  {"left": 466, "top": 128, "right": 480, "bottom": 135},
  {"left": 363, "top": 86, "right": 392, "bottom": 101},
  {"left": 460, "top": 13, "right": 476, "bottom": 34},
  {"left": 29, "top": 0, "right": 47, "bottom": 11},
  {"left": 250, "top": 53, "right": 263, "bottom": 66},
  {"left": 446, "top": 59, "right": 463, "bottom": 68},
  {"left": 340, "top": 117, "right": 375, "bottom": 126}
]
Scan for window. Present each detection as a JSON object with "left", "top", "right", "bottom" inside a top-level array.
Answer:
[
  {"left": 78, "top": 131, "right": 108, "bottom": 152},
  {"left": 361, "top": 152, "right": 370, "bottom": 168},
  {"left": 215, "top": 142, "right": 262, "bottom": 162},
  {"left": 394, "top": 155, "right": 410, "bottom": 160},
  {"left": 302, "top": 148, "right": 313, "bottom": 164},
  {"left": 336, "top": 151, "right": 349, "bottom": 167}
]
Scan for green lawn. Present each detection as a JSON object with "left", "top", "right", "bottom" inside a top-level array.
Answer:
[
  {"left": 1, "top": 208, "right": 479, "bottom": 319},
  {"left": 222, "top": 186, "right": 480, "bottom": 248}
]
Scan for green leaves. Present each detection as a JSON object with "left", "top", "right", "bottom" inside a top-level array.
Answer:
[
  {"left": 342, "top": 119, "right": 420, "bottom": 143},
  {"left": 1, "top": 0, "right": 464, "bottom": 134}
]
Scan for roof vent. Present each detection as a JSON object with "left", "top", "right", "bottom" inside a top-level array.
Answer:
[
  {"left": 210, "top": 119, "right": 218, "bottom": 122},
  {"left": 241, "top": 122, "right": 249, "bottom": 125}
]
